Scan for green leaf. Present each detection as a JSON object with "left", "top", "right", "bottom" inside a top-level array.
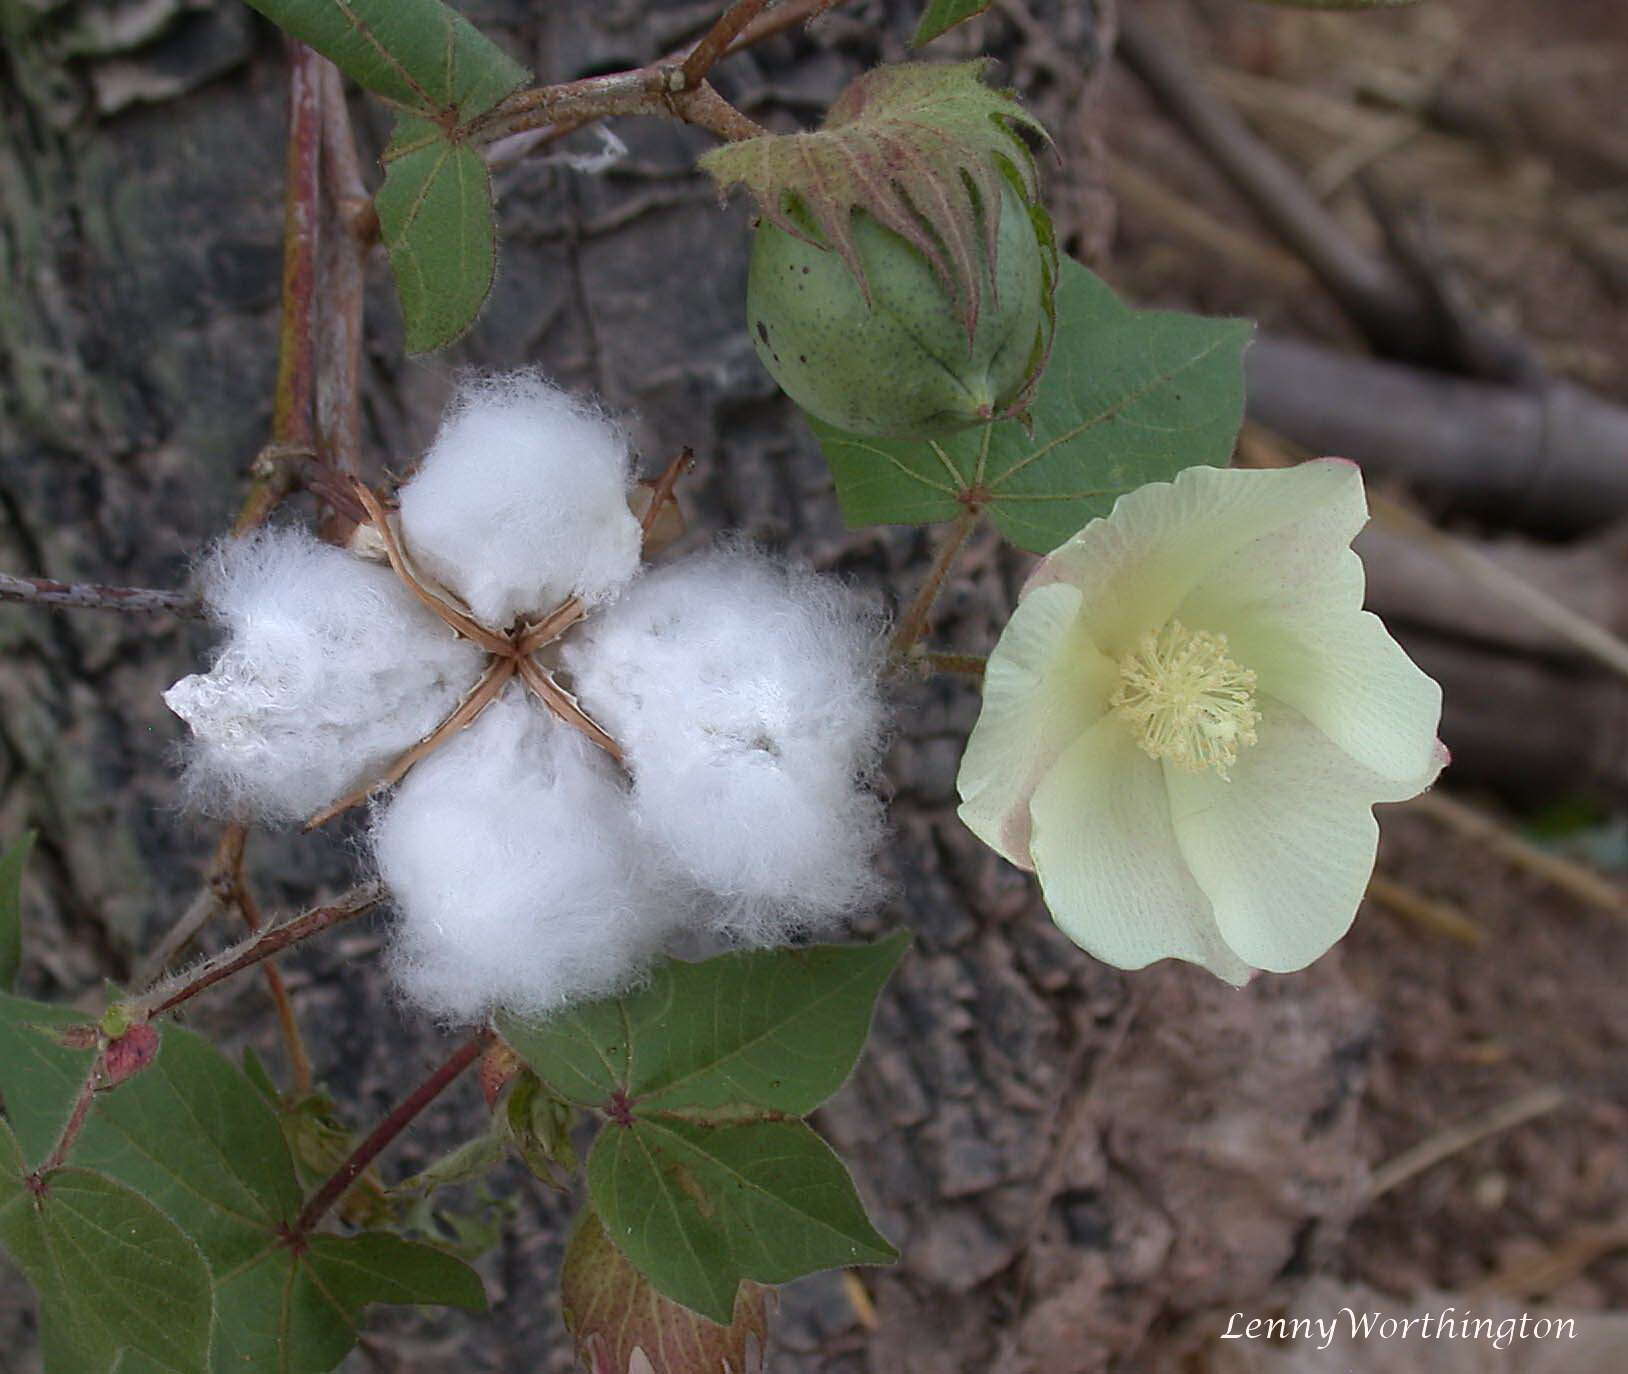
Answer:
[
  {"left": 0, "top": 1128, "right": 213, "bottom": 1374},
  {"left": 0, "top": 831, "right": 33, "bottom": 992},
  {"left": 499, "top": 931, "right": 910, "bottom": 1118},
  {"left": 376, "top": 117, "right": 497, "bottom": 353},
  {"left": 0, "top": 993, "right": 95, "bottom": 1170},
  {"left": 211, "top": 1232, "right": 484, "bottom": 1373},
  {"left": 812, "top": 258, "right": 1252, "bottom": 553},
  {"left": 590, "top": 1117, "right": 895, "bottom": 1324},
  {"left": 912, "top": 0, "right": 993, "bottom": 46},
  {"left": 241, "top": 0, "right": 527, "bottom": 127},
  {"left": 71, "top": 1026, "right": 303, "bottom": 1271}
]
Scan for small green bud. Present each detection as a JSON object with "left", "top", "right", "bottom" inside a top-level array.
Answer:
[{"left": 748, "top": 177, "right": 1049, "bottom": 438}]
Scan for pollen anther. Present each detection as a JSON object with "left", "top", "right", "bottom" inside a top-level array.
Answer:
[{"left": 1111, "top": 620, "right": 1259, "bottom": 779}]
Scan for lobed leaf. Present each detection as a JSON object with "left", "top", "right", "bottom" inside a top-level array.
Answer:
[
  {"left": 499, "top": 932, "right": 910, "bottom": 1118},
  {"left": 0, "top": 831, "right": 33, "bottom": 992},
  {"left": 241, "top": 0, "right": 527, "bottom": 128},
  {"left": 377, "top": 117, "right": 499, "bottom": 353},
  {"left": 812, "top": 257, "right": 1252, "bottom": 553},
  {"left": 589, "top": 1117, "right": 895, "bottom": 1324},
  {"left": 0, "top": 1127, "right": 213, "bottom": 1374},
  {"left": 210, "top": 1231, "right": 485, "bottom": 1373}
]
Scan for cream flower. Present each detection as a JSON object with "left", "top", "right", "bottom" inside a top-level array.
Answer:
[{"left": 956, "top": 460, "right": 1445, "bottom": 985}]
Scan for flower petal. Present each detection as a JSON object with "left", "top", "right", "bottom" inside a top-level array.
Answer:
[
  {"left": 1027, "top": 459, "right": 1366, "bottom": 659},
  {"left": 1028, "top": 718, "right": 1253, "bottom": 985},
  {"left": 1166, "top": 697, "right": 1411, "bottom": 974},
  {"left": 1177, "top": 481, "right": 1442, "bottom": 790},
  {"left": 956, "top": 582, "right": 1117, "bottom": 869}
]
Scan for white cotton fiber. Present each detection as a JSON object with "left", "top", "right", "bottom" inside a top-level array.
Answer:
[
  {"left": 163, "top": 527, "right": 483, "bottom": 821},
  {"left": 375, "top": 688, "right": 678, "bottom": 1021},
  {"left": 564, "top": 546, "right": 889, "bottom": 941},
  {"left": 397, "top": 373, "right": 643, "bottom": 628}
]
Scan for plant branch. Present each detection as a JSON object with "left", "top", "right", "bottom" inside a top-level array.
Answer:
[
  {"left": 136, "top": 884, "right": 384, "bottom": 1019},
  {"left": 477, "top": 66, "right": 767, "bottom": 145},
  {"left": 216, "top": 824, "right": 315, "bottom": 1097},
  {"left": 291, "top": 1028, "right": 494, "bottom": 1238},
  {"left": 681, "top": 0, "right": 777, "bottom": 88},
  {"left": 890, "top": 509, "right": 980, "bottom": 665},
  {"left": 234, "top": 41, "right": 327, "bottom": 536},
  {"left": 0, "top": 571, "right": 200, "bottom": 618}
]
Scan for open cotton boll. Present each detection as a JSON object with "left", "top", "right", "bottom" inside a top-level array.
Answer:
[
  {"left": 564, "top": 546, "right": 888, "bottom": 941},
  {"left": 376, "top": 688, "right": 677, "bottom": 1021},
  {"left": 163, "top": 527, "right": 483, "bottom": 821},
  {"left": 397, "top": 372, "right": 643, "bottom": 628}
]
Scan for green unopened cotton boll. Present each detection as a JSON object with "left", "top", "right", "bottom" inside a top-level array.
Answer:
[{"left": 747, "top": 178, "right": 1048, "bottom": 439}]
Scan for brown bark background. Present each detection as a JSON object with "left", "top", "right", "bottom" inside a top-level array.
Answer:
[{"left": 3, "top": 2, "right": 1626, "bottom": 1372}]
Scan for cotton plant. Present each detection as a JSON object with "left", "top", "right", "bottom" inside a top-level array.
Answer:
[
  {"left": 164, "top": 373, "right": 889, "bottom": 1020},
  {"left": 0, "top": 6, "right": 1465, "bottom": 1368},
  {"left": 956, "top": 459, "right": 1446, "bottom": 984}
]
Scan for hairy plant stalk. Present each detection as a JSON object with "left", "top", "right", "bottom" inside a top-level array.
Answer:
[
  {"left": 891, "top": 509, "right": 981, "bottom": 664},
  {"left": 137, "top": 884, "right": 385, "bottom": 1019}
]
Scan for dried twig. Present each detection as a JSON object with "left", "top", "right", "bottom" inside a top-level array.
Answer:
[
  {"left": 1408, "top": 790, "right": 1627, "bottom": 919},
  {"left": 1368, "top": 1085, "right": 1567, "bottom": 1199},
  {"left": 1366, "top": 872, "right": 1484, "bottom": 947},
  {"left": 1115, "top": 12, "right": 1534, "bottom": 383},
  {"left": 0, "top": 571, "right": 199, "bottom": 618}
]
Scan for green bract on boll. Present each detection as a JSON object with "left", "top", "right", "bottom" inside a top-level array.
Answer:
[
  {"left": 747, "top": 178, "right": 1050, "bottom": 439},
  {"left": 702, "top": 62, "right": 1058, "bottom": 441}
]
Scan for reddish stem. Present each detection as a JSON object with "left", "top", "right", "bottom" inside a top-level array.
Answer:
[
  {"left": 291, "top": 1029, "right": 494, "bottom": 1237},
  {"left": 141, "top": 885, "right": 383, "bottom": 1018}
]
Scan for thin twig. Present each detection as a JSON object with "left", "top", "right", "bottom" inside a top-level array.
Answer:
[
  {"left": 137, "top": 884, "right": 384, "bottom": 1019},
  {"left": 681, "top": 0, "right": 777, "bottom": 87},
  {"left": 234, "top": 40, "right": 327, "bottom": 538},
  {"left": 1114, "top": 12, "right": 1534, "bottom": 383},
  {"left": 291, "top": 1028, "right": 494, "bottom": 1238},
  {"left": 0, "top": 572, "right": 200, "bottom": 618},
  {"left": 1408, "top": 790, "right": 1627, "bottom": 919},
  {"left": 1368, "top": 1085, "right": 1567, "bottom": 1199},
  {"left": 217, "top": 824, "right": 314, "bottom": 1097},
  {"left": 1366, "top": 872, "right": 1484, "bottom": 947},
  {"left": 890, "top": 509, "right": 980, "bottom": 664},
  {"left": 316, "top": 57, "right": 371, "bottom": 487},
  {"left": 473, "top": 58, "right": 767, "bottom": 145}
]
